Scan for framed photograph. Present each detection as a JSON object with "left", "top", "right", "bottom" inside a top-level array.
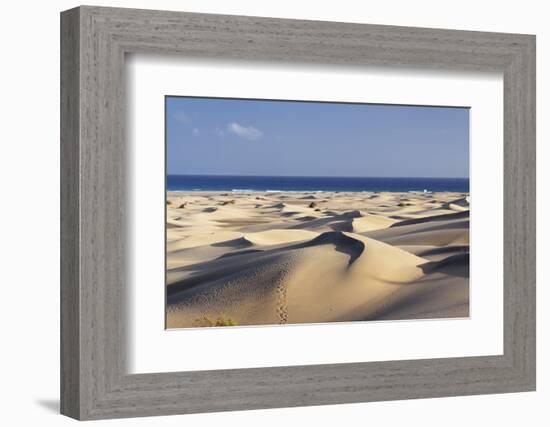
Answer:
[
  {"left": 61, "top": 6, "right": 536, "bottom": 420},
  {"left": 164, "top": 97, "right": 472, "bottom": 329}
]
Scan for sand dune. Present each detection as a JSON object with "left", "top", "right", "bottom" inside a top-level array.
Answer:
[
  {"left": 166, "top": 191, "right": 469, "bottom": 328},
  {"left": 352, "top": 213, "right": 398, "bottom": 232},
  {"left": 443, "top": 196, "right": 470, "bottom": 212}
]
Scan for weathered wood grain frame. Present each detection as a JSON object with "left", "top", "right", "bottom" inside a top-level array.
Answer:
[{"left": 60, "top": 5, "right": 536, "bottom": 420}]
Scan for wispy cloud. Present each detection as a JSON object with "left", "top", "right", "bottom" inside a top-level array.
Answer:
[
  {"left": 227, "top": 122, "right": 263, "bottom": 141},
  {"left": 174, "top": 111, "right": 191, "bottom": 124},
  {"left": 212, "top": 127, "right": 225, "bottom": 138},
  {"left": 192, "top": 128, "right": 200, "bottom": 136}
]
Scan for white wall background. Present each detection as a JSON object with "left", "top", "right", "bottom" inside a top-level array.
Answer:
[{"left": 0, "top": 0, "right": 546, "bottom": 425}]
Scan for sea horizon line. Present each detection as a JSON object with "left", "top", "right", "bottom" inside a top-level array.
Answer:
[{"left": 166, "top": 173, "right": 469, "bottom": 180}]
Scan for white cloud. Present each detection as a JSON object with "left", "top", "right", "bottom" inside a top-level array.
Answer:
[
  {"left": 174, "top": 111, "right": 191, "bottom": 124},
  {"left": 227, "top": 122, "right": 263, "bottom": 141},
  {"left": 192, "top": 128, "right": 200, "bottom": 136}
]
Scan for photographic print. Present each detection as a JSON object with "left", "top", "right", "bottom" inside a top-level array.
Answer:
[{"left": 165, "top": 97, "right": 470, "bottom": 329}]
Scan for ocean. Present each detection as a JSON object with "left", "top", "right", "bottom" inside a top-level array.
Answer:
[{"left": 166, "top": 175, "right": 469, "bottom": 193}]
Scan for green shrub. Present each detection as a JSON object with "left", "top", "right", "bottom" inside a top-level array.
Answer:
[{"left": 193, "top": 315, "right": 237, "bottom": 327}]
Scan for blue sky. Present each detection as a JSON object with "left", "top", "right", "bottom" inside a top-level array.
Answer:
[{"left": 166, "top": 97, "right": 469, "bottom": 178}]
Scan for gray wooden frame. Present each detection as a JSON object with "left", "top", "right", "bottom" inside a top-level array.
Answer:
[{"left": 60, "top": 5, "right": 536, "bottom": 420}]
